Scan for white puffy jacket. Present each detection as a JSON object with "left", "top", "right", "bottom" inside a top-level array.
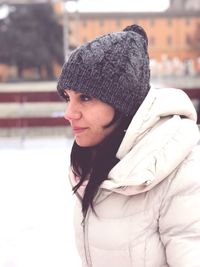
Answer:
[{"left": 70, "top": 87, "right": 200, "bottom": 267}]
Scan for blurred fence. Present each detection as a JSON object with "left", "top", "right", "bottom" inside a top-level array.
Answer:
[
  {"left": 0, "top": 91, "right": 67, "bottom": 128},
  {"left": 0, "top": 88, "right": 200, "bottom": 125},
  {"left": 0, "top": 82, "right": 199, "bottom": 139},
  {"left": 0, "top": 82, "right": 70, "bottom": 138}
]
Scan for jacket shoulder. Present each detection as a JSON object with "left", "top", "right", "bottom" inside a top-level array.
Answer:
[
  {"left": 158, "top": 145, "right": 200, "bottom": 266},
  {"left": 164, "top": 144, "right": 200, "bottom": 199}
]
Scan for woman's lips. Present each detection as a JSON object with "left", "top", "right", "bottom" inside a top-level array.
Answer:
[{"left": 72, "top": 127, "right": 88, "bottom": 134}]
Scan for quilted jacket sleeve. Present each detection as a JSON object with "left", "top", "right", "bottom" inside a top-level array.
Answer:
[{"left": 159, "top": 147, "right": 200, "bottom": 267}]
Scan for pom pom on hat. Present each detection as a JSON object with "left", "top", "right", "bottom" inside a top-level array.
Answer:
[
  {"left": 123, "top": 24, "right": 148, "bottom": 46},
  {"left": 57, "top": 24, "right": 150, "bottom": 117}
]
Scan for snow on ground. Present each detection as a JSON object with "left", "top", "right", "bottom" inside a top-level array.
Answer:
[{"left": 0, "top": 137, "right": 81, "bottom": 267}]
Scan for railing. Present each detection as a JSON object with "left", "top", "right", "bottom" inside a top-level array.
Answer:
[
  {"left": 0, "top": 91, "right": 60, "bottom": 103},
  {"left": 0, "top": 91, "right": 67, "bottom": 128},
  {"left": 0, "top": 88, "right": 199, "bottom": 128}
]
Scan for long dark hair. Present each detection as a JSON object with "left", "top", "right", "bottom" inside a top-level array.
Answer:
[{"left": 71, "top": 110, "right": 133, "bottom": 217}]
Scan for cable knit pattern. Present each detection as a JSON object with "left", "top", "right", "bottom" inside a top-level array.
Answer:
[{"left": 57, "top": 24, "right": 150, "bottom": 116}]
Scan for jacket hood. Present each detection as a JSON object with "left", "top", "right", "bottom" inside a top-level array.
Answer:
[{"left": 100, "top": 87, "right": 200, "bottom": 195}]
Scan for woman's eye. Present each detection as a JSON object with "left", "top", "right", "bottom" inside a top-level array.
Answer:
[{"left": 80, "top": 95, "right": 91, "bottom": 101}]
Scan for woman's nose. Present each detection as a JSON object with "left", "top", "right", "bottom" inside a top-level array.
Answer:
[{"left": 64, "top": 103, "right": 81, "bottom": 121}]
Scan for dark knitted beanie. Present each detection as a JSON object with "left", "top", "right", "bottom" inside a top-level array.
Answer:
[{"left": 57, "top": 24, "right": 150, "bottom": 116}]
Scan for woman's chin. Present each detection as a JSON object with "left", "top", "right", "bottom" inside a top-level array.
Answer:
[{"left": 75, "top": 136, "right": 100, "bottom": 147}]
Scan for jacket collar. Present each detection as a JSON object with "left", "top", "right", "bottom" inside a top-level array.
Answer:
[{"left": 100, "top": 87, "right": 200, "bottom": 195}]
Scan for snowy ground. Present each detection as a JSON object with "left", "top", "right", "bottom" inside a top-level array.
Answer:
[{"left": 0, "top": 137, "right": 81, "bottom": 267}]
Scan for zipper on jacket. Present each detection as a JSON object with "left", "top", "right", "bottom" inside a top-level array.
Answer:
[
  {"left": 82, "top": 219, "right": 89, "bottom": 266},
  {"left": 82, "top": 189, "right": 102, "bottom": 266},
  {"left": 82, "top": 208, "right": 92, "bottom": 267},
  {"left": 69, "top": 171, "right": 93, "bottom": 266}
]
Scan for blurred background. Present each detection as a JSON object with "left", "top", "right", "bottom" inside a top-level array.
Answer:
[
  {"left": 0, "top": 0, "right": 200, "bottom": 138},
  {"left": 0, "top": 0, "right": 200, "bottom": 266}
]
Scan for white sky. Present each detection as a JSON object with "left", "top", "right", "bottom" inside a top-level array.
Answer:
[
  {"left": 66, "top": 0, "right": 170, "bottom": 13},
  {"left": 0, "top": 5, "right": 10, "bottom": 19},
  {"left": 0, "top": 0, "right": 170, "bottom": 19}
]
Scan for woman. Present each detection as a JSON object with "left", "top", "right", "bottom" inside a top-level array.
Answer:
[{"left": 57, "top": 25, "right": 200, "bottom": 267}]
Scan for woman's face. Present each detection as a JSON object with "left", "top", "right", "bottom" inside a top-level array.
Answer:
[{"left": 63, "top": 89, "right": 118, "bottom": 147}]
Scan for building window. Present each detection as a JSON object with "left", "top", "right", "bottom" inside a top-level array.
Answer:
[
  {"left": 150, "top": 19, "right": 155, "bottom": 27},
  {"left": 149, "top": 36, "right": 155, "bottom": 46},
  {"left": 82, "top": 20, "right": 87, "bottom": 27},
  {"left": 167, "top": 36, "right": 172, "bottom": 45},
  {"left": 83, "top": 37, "right": 88, "bottom": 43},
  {"left": 186, "top": 34, "right": 191, "bottom": 45},
  {"left": 168, "top": 19, "right": 172, "bottom": 26},
  {"left": 185, "top": 19, "right": 191, "bottom": 26},
  {"left": 116, "top": 19, "right": 121, "bottom": 28},
  {"left": 99, "top": 19, "right": 104, "bottom": 27}
]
